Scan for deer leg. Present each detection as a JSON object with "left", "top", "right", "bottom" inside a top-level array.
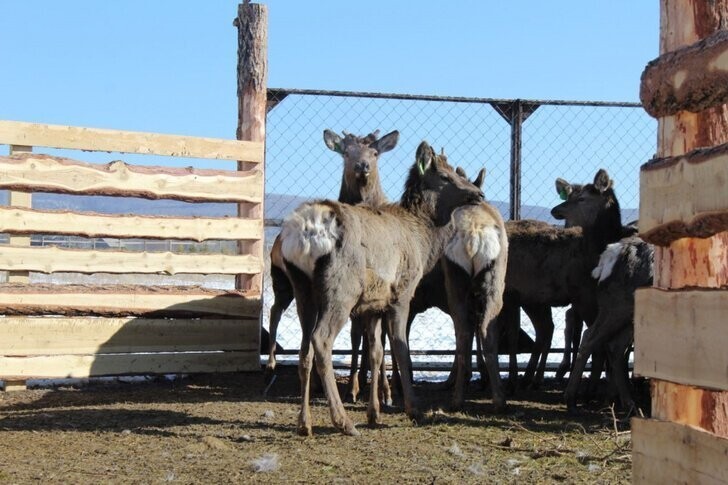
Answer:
[
  {"left": 312, "top": 304, "right": 360, "bottom": 436},
  {"left": 556, "top": 306, "right": 579, "bottom": 380},
  {"left": 347, "top": 317, "right": 363, "bottom": 403},
  {"left": 479, "top": 315, "right": 506, "bottom": 412},
  {"left": 442, "top": 257, "right": 474, "bottom": 411},
  {"left": 287, "top": 271, "right": 318, "bottom": 437},
  {"left": 378, "top": 317, "right": 393, "bottom": 407},
  {"left": 496, "top": 298, "right": 519, "bottom": 395},
  {"left": 585, "top": 347, "right": 606, "bottom": 401},
  {"left": 360, "top": 322, "right": 371, "bottom": 399},
  {"left": 522, "top": 304, "right": 553, "bottom": 389},
  {"left": 265, "top": 265, "right": 294, "bottom": 380},
  {"left": 607, "top": 325, "right": 635, "bottom": 413},
  {"left": 388, "top": 301, "right": 421, "bottom": 422},
  {"left": 564, "top": 312, "right": 616, "bottom": 414},
  {"left": 366, "top": 316, "right": 385, "bottom": 426}
]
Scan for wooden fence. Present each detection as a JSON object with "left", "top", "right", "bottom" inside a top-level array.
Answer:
[
  {"left": 0, "top": 120, "right": 265, "bottom": 390},
  {"left": 632, "top": 1, "right": 728, "bottom": 482}
]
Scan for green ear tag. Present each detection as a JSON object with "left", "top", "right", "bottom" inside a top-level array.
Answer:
[
  {"left": 417, "top": 160, "right": 426, "bottom": 175},
  {"left": 559, "top": 188, "right": 568, "bottom": 201}
]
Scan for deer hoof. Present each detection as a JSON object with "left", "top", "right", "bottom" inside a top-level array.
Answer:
[
  {"left": 342, "top": 422, "right": 360, "bottom": 437},
  {"left": 492, "top": 396, "right": 507, "bottom": 413},
  {"left": 297, "top": 424, "right": 313, "bottom": 437},
  {"left": 407, "top": 408, "right": 424, "bottom": 424}
]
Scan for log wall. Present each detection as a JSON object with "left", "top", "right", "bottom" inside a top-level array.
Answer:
[{"left": 633, "top": 0, "right": 728, "bottom": 481}]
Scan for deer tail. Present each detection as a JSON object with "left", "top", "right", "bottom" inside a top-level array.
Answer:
[{"left": 280, "top": 203, "right": 339, "bottom": 279}]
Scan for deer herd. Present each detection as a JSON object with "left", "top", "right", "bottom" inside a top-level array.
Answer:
[{"left": 267, "top": 129, "right": 653, "bottom": 436}]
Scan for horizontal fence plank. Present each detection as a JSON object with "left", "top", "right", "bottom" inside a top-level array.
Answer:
[
  {"left": 0, "top": 284, "right": 261, "bottom": 318},
  {"left": 0, "top": 351, "right": 260, "bottom": 378},
  {"left": 0, "top": 317, "right": 259, "bottom": 355},
  {"left": 634, "top": 288, "right": 728, "bottom": 391},
  {"left": 0, "top": 245, "right": 262, "bottom": 275},
  {"left": 640, "top": 143, "right": 728, "bottom": 245},
  {"left": 0, "top": 206, "right": 262, "bottom": 241},
  {"left": 0, "top": 120, "right": 263, "bottom": 163},
  {"left": 632, "top": 419, "right": 728, "bottom": 484},
  {"left": 651, "top": 380, "right": 728, "bottom": 438},
  {"left": 0, "top": 154, "right": 263, "bottom": 203},
  {"left": 641, "top": 29, "right": 728, "bottom": 118}
]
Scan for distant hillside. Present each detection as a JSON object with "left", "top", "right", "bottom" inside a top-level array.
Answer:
[{"left": 3, "top": 190, "right": 637, "bottom": 230}]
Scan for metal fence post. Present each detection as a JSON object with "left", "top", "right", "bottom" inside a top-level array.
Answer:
[{"left": 510, "top": 100, "right": 523, "bottom": 221}]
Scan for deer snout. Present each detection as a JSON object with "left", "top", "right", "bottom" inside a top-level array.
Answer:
[
  {"left": 551, "top": 203, "right": 566, "bottom": 220},
  {"left": 354, "top": 161, "right": 370, "bottom": 177}
]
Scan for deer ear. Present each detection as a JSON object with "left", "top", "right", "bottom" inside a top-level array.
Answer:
[
  {"left": 371, "top": 130, "right": 399, "bottom": 154},
  {"left": 455, "top": 166, "right": 467, "bottom": 178},
  {"left": 323, "top": 130, "right": 344, "bottom": 154},
  {"left": 593, "top": 169, "right": 612, "bottom": 193},
  {"left": 473, "top": 168, "right": 485, "bottom": 189},
  {"left": 555, "top": 178, "right": 572, "bottom": 200},
  {"left": 415, "top": 141, "right": 433, "bottom": 175}
]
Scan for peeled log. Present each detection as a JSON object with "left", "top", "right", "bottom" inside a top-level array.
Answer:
[{"left": 641, "top": 29, "right": 728, "bottom": 118}]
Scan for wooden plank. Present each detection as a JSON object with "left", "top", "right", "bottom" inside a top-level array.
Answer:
[
  {"left": 234, "top": 3, "right": 267, "bottom": 293},
  {"left": 7, "top": 145, "right": 32, "bottom": 284},
  {"left": 632, "top": 419, "right": 728, "bottom": 484},
  {"left": 0, "top": 206, "right": 262, "bottom": 241},
  {"left": 0, "top": 351, "right": 260, "bottom": 378},
  {"left": 0, "top": 154, "right": 263, "bottom": 203},
  {"left": 1, "top": 379, "right": 27, "bottom": 391},
  {"left": 653, "top": 232, "right": 728, "bottom": 289},
  {"left": 640, "top": 144, "right": 728, "bottom": 244},
  {"left": 0, "top": 120, "right": 264, "bottom": 163},
  {"left": 0, "top": 284, "right": 261, "bottom": 318},
  {"left": 0, "top": 245, "right": 262, "bottom": 275},
  {"left": 634, "top": 288, "right": 728, "bottom": 392},
  {"left": 651, "top": 380, "right": 728, "bottom": 438},
  {"left": 0, "top": 317, "right": 259, "bottom": 355},
  {"left": 641, "top": 29, "right": 728, "bottom": 118}
]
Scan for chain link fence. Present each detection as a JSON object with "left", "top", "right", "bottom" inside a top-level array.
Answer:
[{"left": 262, "top": 88, "right": 656, "bottom": 373}]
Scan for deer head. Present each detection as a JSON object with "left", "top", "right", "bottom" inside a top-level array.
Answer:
[
  {"left": 551, "top": 169, "right": 618, "bottom": 228},
  {"left": 402, "top": 141, "right": 483, "bottom": 225},
  {"left": 323, "top": 129, "right": 399, "bottom": 186}
]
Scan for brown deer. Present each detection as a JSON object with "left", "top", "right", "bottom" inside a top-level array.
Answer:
[
  {"left": 441, "top": 172, "right": 509, "bottom": 410},
  {"left": 280, "top": 141, "right": 483, "bottom": 436},
  {"left": 551, "top": 176, "right": 653, "bottom": 414},
  {"left": 266, "top": 129, "right": 399, "bottom": 404}
]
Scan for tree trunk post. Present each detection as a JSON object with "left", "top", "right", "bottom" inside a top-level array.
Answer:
[{"left": 234, "top": 2, "right": 267, "bottom": 293}]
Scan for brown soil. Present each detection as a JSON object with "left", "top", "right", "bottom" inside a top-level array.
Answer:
[{"left": 0, "top": 369, "right": 634, "bottom": 484}]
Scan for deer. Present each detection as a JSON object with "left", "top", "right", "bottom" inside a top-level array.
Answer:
[
  {"left": 266, "top": 129, "right": 399, "bottom": 404},
  {"left": 279, "top": 141, "right": 483, "bottom": 436},
  {"left": 500, "top": 169, "right": 625, "bottom": 396},
  {"left": 551, "top": 175, "right": 653, "bottom": 414},
  {"left": 553, "top": 179, "right": 638, "bottom": 382},
  {"left": 440, "top": 172, "right": 509, "bottom": 410}
]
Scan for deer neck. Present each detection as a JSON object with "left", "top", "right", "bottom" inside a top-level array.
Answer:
[
  {"left": 338, "top": 172, "right": 387, "bottom": 207},
  {"left": 582, "top": 200, "right": 623, "bottom": 261}
]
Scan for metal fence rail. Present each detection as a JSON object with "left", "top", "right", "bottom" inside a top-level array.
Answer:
[{"left": 263, "top": 88, "right": 657, "bottom": 372}]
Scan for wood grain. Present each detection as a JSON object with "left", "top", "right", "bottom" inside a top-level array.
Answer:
[
  {"left": 0, "top": 154, "right": 263, "bottom": 203},
  {"left": 0, "top": 206, "right": 262, "bottom": 241},
  {"left": 0, "top": 120, "right": 263, "bottom": 163}
]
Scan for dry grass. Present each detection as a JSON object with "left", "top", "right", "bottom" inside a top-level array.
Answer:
[{"left": 0, "top": 369, "right": 635, "bottom": 484}]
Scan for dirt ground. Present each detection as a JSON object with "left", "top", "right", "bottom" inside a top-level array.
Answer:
[{"left": 0, "top": 369, "right": 636, "bottom": 484}]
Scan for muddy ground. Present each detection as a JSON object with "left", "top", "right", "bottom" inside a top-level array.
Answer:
[{"left": 0, "top": 369, "right": 636, "bottom": 484}]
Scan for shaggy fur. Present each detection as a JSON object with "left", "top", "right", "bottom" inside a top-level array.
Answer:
[{"left": 281, "top": 142, "right": 482, "bottom": 436}]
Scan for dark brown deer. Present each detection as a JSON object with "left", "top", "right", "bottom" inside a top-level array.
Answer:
[
  {"left": 280, "top": 142, "right": 482, "bottom": 436},
  {"left": 501, "top": 169, "right": 624, "bottom": 395},
  {"left": 266, "top": 129, "right": 399, "bottom": 401},
  {"left": 551, "top": 176, "right": 653, "bottom": 414}
]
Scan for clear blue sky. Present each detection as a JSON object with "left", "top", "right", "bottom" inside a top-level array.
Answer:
[
  {"left": 0, "top": 2, "right": 659, "bottom": 214},
  {"left": 1, "top": 1, "right": 658, "bottom": 136}
]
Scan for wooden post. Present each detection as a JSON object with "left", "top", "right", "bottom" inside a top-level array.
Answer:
[
  {"left": 234, "top": 2, "right": 267, "bottom": 294},
  {"left": 7, "top": 145, "right": 32, "bottom": 284},
  {"left": 633, "top": 0, "right": 728, "bottom": 481}
]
